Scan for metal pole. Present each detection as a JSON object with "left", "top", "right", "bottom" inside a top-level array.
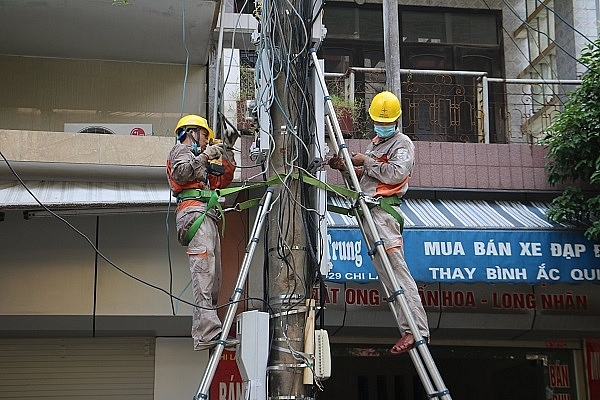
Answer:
[
  {"left": 382, "top": 0, "right": 402, "bottom": 101},
  {"left": 482, "top": 74, "right": 490, "bottom": 144},
  {"left": 211, "top": 0, "right": 227, "bottom": 133}
]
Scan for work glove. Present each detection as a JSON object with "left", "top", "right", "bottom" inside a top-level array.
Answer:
[
  {"left": 203, "top": 144, "right": 224, "bottom": 160},
  {"left": 328, "top": 154, "right": 346, "bottom": 171}
]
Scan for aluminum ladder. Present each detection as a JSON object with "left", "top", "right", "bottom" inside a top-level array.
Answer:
[
  {"left": 310, "top": 48, "right": 452, "bottom": 400},
  {"left": 194, "top": 188, "right": 274, "bottom": 400}
]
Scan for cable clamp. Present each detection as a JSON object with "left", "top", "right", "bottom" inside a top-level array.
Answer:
[
  {"left": 427, "top": 389, "right": 450, "bottom": 399},
  {"left": 384, "top": 289, "right": 404, "bottom": 302},
  {"left": 272, "top": 345, "right": 311, "bottom": 359},
  {"left": 368, "top": 240, "right": 384, "bottom": 256},
  {"left": 267, "top": 363, "right": 307, "bottom": 371},
  {"left": 270, "top": 306, "right": 308, "bottom": 319}
]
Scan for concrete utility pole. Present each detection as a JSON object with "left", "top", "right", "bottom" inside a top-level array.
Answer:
[
  {"left": 261, "top": 0, "right": 312, "bottom": 398},
  {"left": 266, "top": 81, "right": 310, "bottom": 399}
]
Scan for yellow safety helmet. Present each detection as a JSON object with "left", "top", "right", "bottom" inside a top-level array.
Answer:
[
  {"left": 368, "top": 91, "right": 402, "bottom": 123},
  {"left": 174, "top": 114, "right": 215, "bottom": 141}
]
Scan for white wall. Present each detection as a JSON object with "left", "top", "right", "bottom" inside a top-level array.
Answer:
[
  {"left": 0, "top": 210, "right": 193, "bottom": 332},
  {"left": 0, "top": 55, "right": 207, "bottom": 136},
  {"left": 154, "top": 337, "right": 210, "bottom": 400}
]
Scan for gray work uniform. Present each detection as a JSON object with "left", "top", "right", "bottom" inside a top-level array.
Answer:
[
  {"left": 166, "top": 143, "right": 236, "bottom": 348},
  {"left": 350, "top": 130, "right": 429, "bottom": 339}
]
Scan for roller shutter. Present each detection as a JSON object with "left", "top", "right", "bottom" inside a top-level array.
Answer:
[{"left": 0, "top": 337, "right": 154, "bottom": 399}]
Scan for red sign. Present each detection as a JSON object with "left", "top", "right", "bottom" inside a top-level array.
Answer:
[
  {"left": 549, "top": 363, "right": 570, "bottom": 388},
  {"left": 585, "top": 339, "right": 600, "bottom": 400},
  {"left": 210, "top": 349, "right": 243, "bottom": 400}
]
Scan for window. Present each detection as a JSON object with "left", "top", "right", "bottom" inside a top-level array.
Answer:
[
  {"left": 323, "top": 6, "right": 383, "bottom": 40},
  {"left": 402, "top": 10, "right": 499, "bottom": 45},
  {"left": 320, "top": 5, "right": 504, "bottom": 142},
  {"left": 401, "top": 11, "right": 446, "bottom": 43},
  {"left": 514, "top": 1, "right": 559, "bottom": 120}
]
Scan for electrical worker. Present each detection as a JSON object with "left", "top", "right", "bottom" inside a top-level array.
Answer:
[
  {"left": 328, "top": 91, "right": 429, "bottom": 354},
  {"left": 166, "top": 114, "right": 237, "bottom": 351}
]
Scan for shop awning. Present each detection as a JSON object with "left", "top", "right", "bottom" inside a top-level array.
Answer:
[
  {"left": 326, "top": 197, "right": 598, "bottom": 285},
  {"left": 327, "top": 197, "right": 573, "bottom": 230},
  {"left": 0, "top": 181, "right": 173, "bottom": 213}
]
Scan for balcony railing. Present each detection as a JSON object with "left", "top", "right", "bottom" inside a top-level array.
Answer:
[{"left": 323, "top": 67, "right": 582, "bottom": 144}]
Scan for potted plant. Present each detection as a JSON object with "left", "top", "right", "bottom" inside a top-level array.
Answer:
[{"left": 330, "top": 94, "right": 363, "bottom": 138}]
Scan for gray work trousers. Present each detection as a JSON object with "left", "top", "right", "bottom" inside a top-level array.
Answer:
[
  {"left": 177, "top": 208, "right": 222, "bottom": 347},
  {"left": 365, "top": 206, "right": 429, "bottom": 339}
]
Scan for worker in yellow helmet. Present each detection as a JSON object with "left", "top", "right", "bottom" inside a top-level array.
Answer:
[
  {"left": 329, "top": 91, "right": 429, "bottom": 354},
  {"left": 166, "top": 114, "right": 237, "bottom": 351}
]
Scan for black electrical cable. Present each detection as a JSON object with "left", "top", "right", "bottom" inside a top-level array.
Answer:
[
  {"left": 165, "top": 199, "right": 176, "bottom": 316},
  {"left": 329, "top": 281, "right": 349, "bottom": 337},
  {"left": 93, "top": 215, "right": 100, "bottom": 337}
]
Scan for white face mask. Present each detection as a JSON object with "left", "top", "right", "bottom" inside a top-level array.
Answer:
[{"left": 374, "top": 125, "right": 396, "bottom": 138}]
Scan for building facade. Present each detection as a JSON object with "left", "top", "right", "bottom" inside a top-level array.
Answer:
[{"left": 0, "top": 1, "right": 598, "bottom": 399}]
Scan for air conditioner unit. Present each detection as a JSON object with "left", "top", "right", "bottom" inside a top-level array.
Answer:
[{"left": 64, "top": 123, "right": 152, "bottom": 136}]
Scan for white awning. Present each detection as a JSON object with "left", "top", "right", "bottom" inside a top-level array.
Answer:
[
  {"left": 327, "top": 196, "right": 575, "bottom": 230},
  {"left": 0, "top": 181, "right": 172, "bottom": 210}
]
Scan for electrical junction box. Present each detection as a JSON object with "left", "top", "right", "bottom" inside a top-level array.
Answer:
[
  {"left": 236, "top": 310, "right": 269, "bottom": 400},
  {"left": 315, "top": 329, "right": 331, "bottom": 380},
  {"left": 64, "top": 123, "right": 152, "bottom": 136}
]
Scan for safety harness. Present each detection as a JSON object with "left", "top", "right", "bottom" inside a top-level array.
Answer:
[
  {"left": 369, "top": 194, "right": 404, "bottom": 234},
  {"left": 175, "top": 178, "right": 273, "bottom": 246},
  {"left": 177, "top": 189, "right": 224, "bottom": 246}
]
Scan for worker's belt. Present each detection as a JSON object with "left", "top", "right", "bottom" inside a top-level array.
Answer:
[
  {"left": 366, "top": 195, "right": 404, "bottom": 234},
  {"left": 177, "top": 189, "right": 218, "bottom": 203},
  {"left": 176, "top": 189, "right": 224, "bottom": 246}
]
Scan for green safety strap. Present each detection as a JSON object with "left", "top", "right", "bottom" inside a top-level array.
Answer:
[
  {"left": 327, "top": 194, "right": 405, "bottom": 234},
  {"left": 182, "top": 190, "right": 223, "bottom": 246},
  {"left": 177, "top": 170, "right": 404, "bottom": 245},
  {"left": 379, "top": 196, "right": 405, "bottom": 234},
  {"left": 177, "top": 175, "right": 282, "bottom": 245},
  {"left": 296, "top": 172, "right": 359, "bottom": 200}
]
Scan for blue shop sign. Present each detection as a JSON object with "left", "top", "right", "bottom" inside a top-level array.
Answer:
[{"left": 326, "top": 228, "right": 600, "bottom": 284}]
